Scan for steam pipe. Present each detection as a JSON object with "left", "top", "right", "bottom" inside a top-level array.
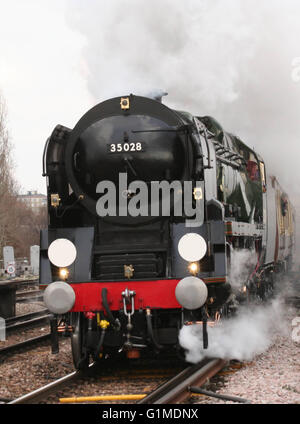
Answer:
[
  {"left": 49, "top": 314, "right": 59, "bottom": 354},
  {"left": 146, "top": 308, "right": 164, "bottom": 350},
  {"left": 101, "top": 288, "right": 120, "bottom": 330},
  {"left": 95, "top": 329, "right": 106, "bottom": 359}
]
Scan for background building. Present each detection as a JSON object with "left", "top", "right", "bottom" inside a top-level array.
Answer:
[{"left": 17, "top": 190, "right": 47, "bottom": 213}]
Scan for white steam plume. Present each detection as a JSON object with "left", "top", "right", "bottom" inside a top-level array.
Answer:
[
  {"left": 179, "top": 298, "right": 288, "bottom": 363},
  {"left": 66, "top": 0, "right": 300, "bottom": 261},
  {"left": 229, "top": 248, "right": 257, "bottom": 290}
]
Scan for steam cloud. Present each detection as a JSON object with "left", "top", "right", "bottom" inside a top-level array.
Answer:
[
  {"left": 179, "top": 253, "right": 291, "bottom": 363},
  {"left": 66, "top": 0, "right": 300, "bottom": 259},
  {"left": 179, "top": 298, "right": 288, "bottom": 363},
  {"left": 229, "top": 248, "right": 257, "bottom": 290}
]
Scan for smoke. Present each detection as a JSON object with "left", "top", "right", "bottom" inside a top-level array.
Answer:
[
  {"left": 179, "top": 298, "right": 288, "bottom": 363},
  {"left": 65, "top": 0, "right": 300, "bottom": 261},
  {"left": 229, "top": 248, "right": 257, "bottom": 290},
  {"left": 179, "top": 250, "right": 294, "bottom": 364},
  {"left": 178, "top": 249, "right": 296, "bottom": 364}
]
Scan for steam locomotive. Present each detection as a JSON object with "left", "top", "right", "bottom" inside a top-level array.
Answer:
[{"left": 40, "top": 94, "right": 295, "bottom": 369}]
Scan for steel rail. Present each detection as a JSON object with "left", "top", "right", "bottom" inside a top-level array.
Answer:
[
  {"left": 0, "top": 397, "right": 12, "bottom": 404},
  {"left": 16, "top": 295, "right": 43, "bottom": 303},
  {"left": 0, "top": 334, "right": 51, "bottom": 355},
  {"left": 8, "top": 371, "right": 80, "bottom": 404},
  {"left": 137, "top": 358, "right": 227, "bottom": 404},
  {"left": 6, "top": 316, "right": 50, "bottom": 331},
  {"left": 8, "top": 362, "right": 96, "bottom": 404},
  {"left": 5, "top": 309, "right": 48, "bottom": 324},
  {"left": 0, "top": 278, "right": 38, "bottom": 289},
  {"left": 16, "top": 289, "right": 42, "bottom": 303},
  {"left": 5, "top": 311, "right": 50, "bottom": 332},
  {"left": 16, "top": 289, "right": 40, "bottom": 296}
]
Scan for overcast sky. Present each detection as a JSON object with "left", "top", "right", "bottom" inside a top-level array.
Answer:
[
  {"left": 0, "top": 0, "right": 300, "bottom": 224},
  {"left": 0, "top": 0, "right": 91, "bottom": 194}
]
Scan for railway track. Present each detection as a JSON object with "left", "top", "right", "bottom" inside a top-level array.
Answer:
[
  {"left": 5, "top": 357, "right": 240, "bottom": 404},
  {"left": 4, "top": 359, "right": 181, "bottom": 404},
  {"left": 0, "top": 333, "right": 51, "bottom": 356},
  {"left": 16, "top": 289, "right": 43, "bottom": 303},
  {"left": 1, "top": 351, "right": 255, "bottom": 405},
  {"left": 286, "top": 295, "right": 300, "bottom": 309},
  {"left": 7, "top": 369, "right": 81, "bottom": 404},
  {"left": 137, "top": 358, "right": 228, "bottom": 404},
  {"left": 0, "top": 310, "right": 52, "bottom": 358},
  {"left": 57, "top": 359, "right": 231, "bottom": 404},
  {"left": 0, "top": 277, "right": 38, "bottom": 289},
  {"left": 16, "top": 295, "right": 43, "bottom": 304},
  {"left": 5, "top": 309, "right": 50, "bottom": 332}
]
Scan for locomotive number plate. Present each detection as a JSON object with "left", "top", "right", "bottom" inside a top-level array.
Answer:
[{"left": 107, "top": 142, "right": 145, "bottom": 153}]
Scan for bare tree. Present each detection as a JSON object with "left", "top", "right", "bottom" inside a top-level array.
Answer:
[
  {"left": 0, "top": 94, "right": 17, "bottom": 253},
  {"left": 13, "top": 204, "right": 48, "bottom": 257},
  {"left": 0, "top": 93, "right": 48, "bottom": 260}
]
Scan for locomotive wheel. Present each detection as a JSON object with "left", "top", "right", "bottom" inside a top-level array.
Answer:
[{"left": 71, "top": 312, "right": 90, "bottom": 371}]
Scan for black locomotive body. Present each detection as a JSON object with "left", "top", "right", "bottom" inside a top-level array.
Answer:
[{"left": 40, "top": 95, "right": 295, "bottom": 369}]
